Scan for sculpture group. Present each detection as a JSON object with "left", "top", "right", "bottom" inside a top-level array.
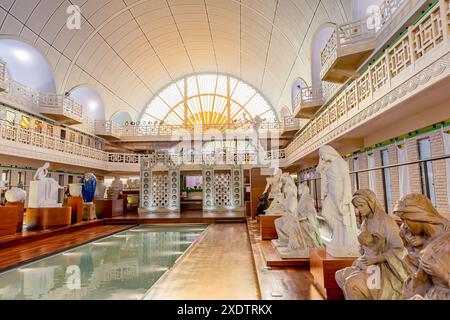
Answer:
[{"left": 261, "top": 145, "right": 449, "bottom": 300}]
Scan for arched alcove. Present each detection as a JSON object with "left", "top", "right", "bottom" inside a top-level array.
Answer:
[
  {"left": 311, "top": 26, "right": 335, "bottom": 86},
  {"left": 0, "top": 39, "right": 56, "bottom": 93},
  {"left": 291, "top": 78, "right": 308, "bottom": 111},
  {"left": 111, "top": 111, "right": 133, "bottom": 125},
  {"left": 69, "top": 86, "right": 106, "bottom": 121}
]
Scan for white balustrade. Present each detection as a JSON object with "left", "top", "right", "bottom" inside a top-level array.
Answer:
[{"left": 320, "top": 0, "right": 407, "bottom": 78}]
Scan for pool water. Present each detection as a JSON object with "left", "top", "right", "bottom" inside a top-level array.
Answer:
[{"left": 0, "top": 224, "right": 207, "bottom": 300}]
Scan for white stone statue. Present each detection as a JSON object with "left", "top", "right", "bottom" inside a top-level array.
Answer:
[
  {"left": 28, "top": 162, "right": 63, "bottom": 208},
  {"left": 107, "top": 177, "right": 123, "bottom": 200},
  {"left": 95, "top": 180, "right": 106, "bottom": 200},
  {"left": 68, "top": 183, "right": 82, "bottom": 197},
  {"left": 317, "top": 145, "right": 359, "bottom": 257},
  {"left": 263, "top": 168, "right": 286, "bottom": 215},
  {"left": 0, "top": 180, "right": 7, "bottom": 191},
  {"left": 274, "top": 183, "right": 324, "bottom": 258}
]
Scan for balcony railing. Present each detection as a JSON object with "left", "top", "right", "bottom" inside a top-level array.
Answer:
[
  {"left": 281, "top": 116, "right": 302, "bottom": 133},
  {"left": 94, "top": 120, "right": 122, "bottom": 139},
  {"left": 38, "top": 93, "right": 83, "bottom": 125},
  {"left": 287, "top": 0, "right": 450, "bottom": 159},
  {"left": 0, "top": 120, "right": 286, "bottom": 169},
  {"left": 294, "top": 86, "right": 324, "bottom": 119},
  {"left": 0, "top": 60, "right": 6, "bottom": 92},
  {"left": 320, "top": 0, "right": 408, "bottom": 81}
]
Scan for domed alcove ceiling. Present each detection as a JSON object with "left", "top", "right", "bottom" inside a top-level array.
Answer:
[{"left": 0, "top": 0, "right": 351, "bottom": 120}]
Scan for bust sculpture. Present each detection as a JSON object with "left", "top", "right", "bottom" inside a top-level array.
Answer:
[
  {"left": 335, "top": 190, "right": 410, "bottom": 300},
  {"left": 28, "top": 162, "right": 63, "bottom": 208},
  {"left": 317, "top": 145, "right": 359, "bottom": 257},
  {"left": 263, "top": 168, "right": 286, "bottom": 215},
  {"left": 393, "top": 194, "right": 450, "bottom": 300},
  {"left": 274, "top": 183, "right": 324, "bottom": 258}
]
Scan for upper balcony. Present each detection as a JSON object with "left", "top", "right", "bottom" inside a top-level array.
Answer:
[
  {"left": 293, "top": 86, "right": 324, "bottom": 119},
  {"left": 94, "top": 120, "right": 122, "bottom": 140},
  {"left": 281, "top": 116, "right": 302, "bottom": 136},
  {"left": 38, "top": 93, "right": 84, "bottom": 125},
  {"left": 0, "top": 60, "right": 6, "bottom": 92},
  {"left": 320, "top": 0, "right": 423, "bottom": 84}
]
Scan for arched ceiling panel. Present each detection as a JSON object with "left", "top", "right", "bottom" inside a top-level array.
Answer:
[{"left": 0, "top": 0, "right": 352, "bottom": 119}]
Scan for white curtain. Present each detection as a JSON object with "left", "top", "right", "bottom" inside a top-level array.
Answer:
[
  {"left": 444, "top": 131, "right": 450, "bottom": 210},
  {"left": 397, "top": 144, "right": 410, "bottom": 198},
  {"left": 368, "top": 153, "right": 377, "bottom": 193}
]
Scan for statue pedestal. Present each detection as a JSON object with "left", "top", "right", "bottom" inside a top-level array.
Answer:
[
  {"left": 26, "top": 207, "right": 72, "bottom": 229},
  {"left": 5, "top": 201, "right": 25, "bottom": 232},
  {"left": 95, "top": 199, "right": 123, "bottom": 218},
  {"left": 260, "top": 214, "right": 282, "bottom": 240},
  {"left": 310, "top": 249, "right": 356, "bottom": 300},
  {"left": 82, "top": 203, "right": 97, "bottom": 221},
  {"left": 0, "top": 206, "right": 23, "bottom": 236},
  {"left": 68, "top": 196, "right": 83, "bottom": 224}
]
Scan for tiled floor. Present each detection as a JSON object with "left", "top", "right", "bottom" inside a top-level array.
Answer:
[{"left": 144, "top": 223, "right": 260, "bottom": 300}]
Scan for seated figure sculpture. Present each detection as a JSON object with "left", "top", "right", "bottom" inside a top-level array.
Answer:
[
  {"left": 263, "top": 168, "right": 286, "bottom": 215},
  {"left": 317, "top": 145, "right": 359, "bottom": 257},
  {"left": 335, "top": 190, "right": 410, "bottom": 300},
  {"left": 272, "top": 174, "right": 298, "bottom": 247},
  {"left": 28, "top": 162, "right": 63, "bottom": 208},
  {"left": 274, "top": 183, "right": 324, "bottom": 258},
  {"left": 107, "top": 177, "right": 124, "bottom": 200},
  {"left": 393, "top": 194, "right": 450, "bottom": 300}
]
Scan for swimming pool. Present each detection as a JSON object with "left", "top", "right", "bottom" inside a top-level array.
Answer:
[{"left": 0, "top": 224, "right": 208, "bottom": 300}]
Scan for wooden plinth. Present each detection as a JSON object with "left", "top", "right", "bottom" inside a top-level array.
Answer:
[
  {"left": 310, "top": 249, "right": 356, "bottom": 300},
  {"left": 68, "top": 197, "right": 83, "bottom": 224},
  {"left": 250, "top": 169, "right": 267, "bottom": 219},
  {"left": 26, "top": 207, "right": 72, "bottom": 230},
  {"left": 0, "top": 206, "right": 22, "bottom": 236},
  {"left": 261, "top": 241, "right": 310, "bottom": 267},
  {"left": 82, "top": 203, "right": 97, "bottom": 220},
  {"left": 95, "top": 199, "right": 123, "bottom": 218},
  {"left": 5, "top": 202, "right": 25, "bottom": 232},
  {"left": 260, "top": 215, "right": 282, "bottom": 240}
]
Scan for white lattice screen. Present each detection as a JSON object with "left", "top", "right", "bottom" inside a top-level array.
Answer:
[
  {"left": 151, "top": 173, "right": 169, "bottom": 208},
  {"left": 214, "top": 173, "right": 231, "bottom": 207}
]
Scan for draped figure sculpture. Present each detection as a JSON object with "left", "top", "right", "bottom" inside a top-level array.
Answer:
[
  {"left": 274, "top": 183, "right": 324, "bottom": 258},
  {"left": 393, "top": 194, "right": 450, "bottom": 300},
  {"left": 317, "top": 145, "right": 359, "bottom": 257},
  {"left": 272, "top": 174, "right": 298, "bottom": 247},
  {"left": 263, "top": 168, "right": 286, "bottom": 215},
  {"left": 335, "top": 190, "right": 411, "bottom": 300}
]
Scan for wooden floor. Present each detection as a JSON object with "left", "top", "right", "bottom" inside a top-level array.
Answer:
[
  {"left": 144, "top": 223, "right": 260, "bottom": 300},
  {"left": 246, "top": 219, "right": 323, "bottom": 300},
  {"left": 107, "top": 210, "right": 246, "bottom": 224},
  {"left": 0, "top": 224, "right": 133, "bottom": 273}
]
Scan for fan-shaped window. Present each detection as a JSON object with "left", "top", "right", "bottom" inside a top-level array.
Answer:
[{"left": 140, "top": 74, "right": 277, "bottom": 126}]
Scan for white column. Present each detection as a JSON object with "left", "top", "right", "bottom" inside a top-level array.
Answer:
[
  {"left": 397, "top": 143, "right": 410, "bottom": 198},
  {"left": 367, "top": 153, "right": 377, "bottom": 193}
]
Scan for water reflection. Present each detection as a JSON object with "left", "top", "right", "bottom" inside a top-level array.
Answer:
[{"left": 0, "top": 224, "right": 207, "bottom": 300}]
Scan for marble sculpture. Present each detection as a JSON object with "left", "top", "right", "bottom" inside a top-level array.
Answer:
[
  {"left": 317, "top": 145, "right": 359, "bottom": 257},
  {"left": 335, "top": 190, "right": 410, "bottom": 300},
  {"left": 273, "top": 182, "right": 324, "bottom": 258},
  {"left": 263, "top": 168, "right": 286, "bottom": 215},
  {"left": 28, "top": 162, "right": 63, "bottom": 208}
]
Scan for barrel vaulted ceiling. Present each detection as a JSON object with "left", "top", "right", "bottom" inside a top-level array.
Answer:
[{"left": 0, "top": 0, "right": 351, "bottom": 120}]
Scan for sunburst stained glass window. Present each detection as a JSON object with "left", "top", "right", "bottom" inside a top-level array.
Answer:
[{"left": 140, "top": 74, "right": 277, "bottom": 126}]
